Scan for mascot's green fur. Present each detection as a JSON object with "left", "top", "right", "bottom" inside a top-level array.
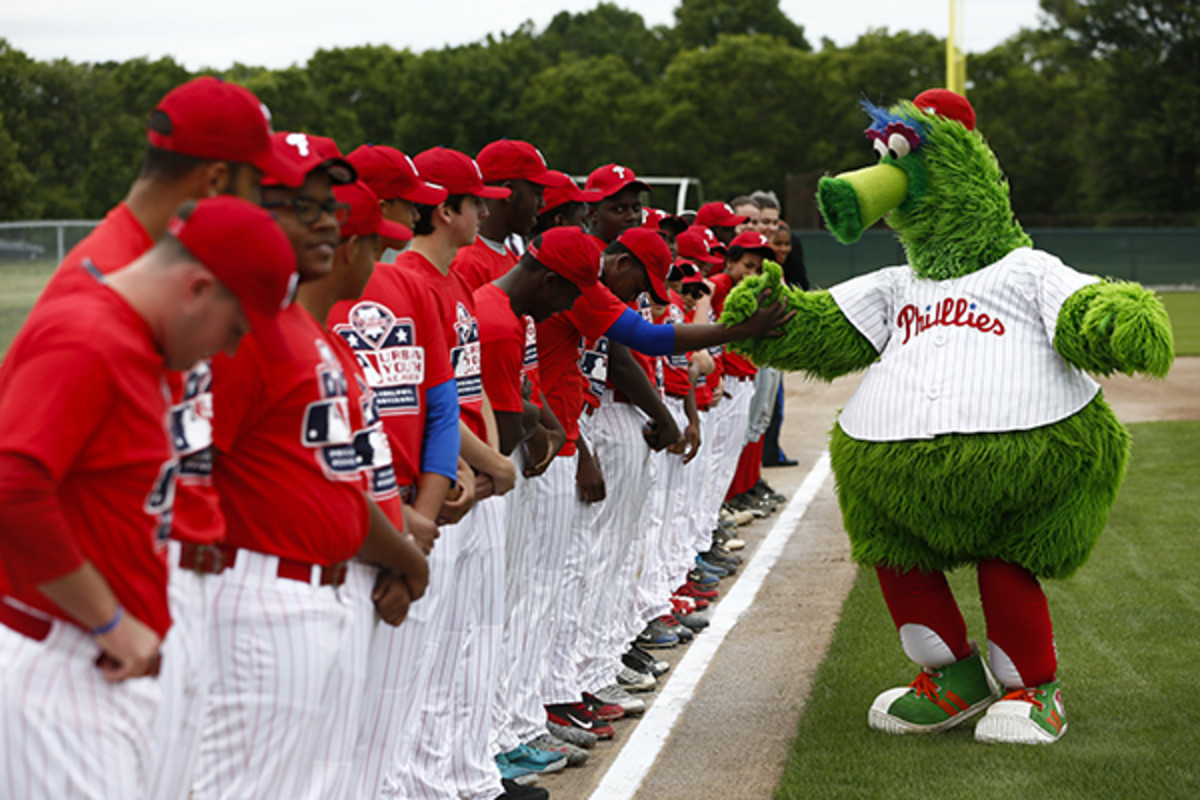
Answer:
[{"left": 721, "top": 89, "right": 1173, "bottom": 744}]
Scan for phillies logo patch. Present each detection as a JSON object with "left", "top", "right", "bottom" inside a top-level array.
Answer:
[
  {"left": 334, "top": 302, "right": 423, "bottom": 414},
  {"left": 897, "top": 297, "right": 1006, "bottom": 345}
]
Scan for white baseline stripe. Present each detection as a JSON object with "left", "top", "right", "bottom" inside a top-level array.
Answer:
[{"left": 588, "top": 451, "right": 834, "bottom": 800}]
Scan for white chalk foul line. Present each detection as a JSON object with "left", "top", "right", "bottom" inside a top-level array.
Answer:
[{"left": 588, "top": 450, "right": 834, "bottom": 800}]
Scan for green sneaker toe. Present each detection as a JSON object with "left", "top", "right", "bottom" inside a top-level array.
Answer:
[
  {"left": 869, "top": 646, "right": 1000, "bottom": 734},
  {"left": 975, "top": 680, "right": 1067, "bottom": 744}
]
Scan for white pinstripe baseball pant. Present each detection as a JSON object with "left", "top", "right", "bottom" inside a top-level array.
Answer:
[
  {"left": 493, "top": 448, "right": 577, "bottom": 750},
  {"left": 576, "top": 395, "right": 654, "bottom": 694},
  {"left": 0, "top": 604, "right": 162, "bottom": 799},
  {"left": 192, "top": 550, "right": 356, "bottom": 800},
  {"left": 536, "top": 453, "right": 592, "bottom": 706},
  {"left": 365, "top": 520, "right": 460, "bottom": 800},
  {"left": 145, "top": 544, "right": 218, "bottom": 800},
  {"left": 394, "top": 497, "right": 506, "bottom": 800},
  {"left": 698, "top": 377, "right": 754, "bottom": 551},
  {"left": 635, "top": 395, "right": 691, "bottom": 626}
]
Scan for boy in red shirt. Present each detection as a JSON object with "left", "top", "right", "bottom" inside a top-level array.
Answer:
[
  {"left": 0, "top": 196, "right": 296, "bottom": 798},
  {"left": 195, "top": 134, "right": 428, "bottom": 800}
]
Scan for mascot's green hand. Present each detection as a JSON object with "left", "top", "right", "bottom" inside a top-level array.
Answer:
[
  {"left": 1055, "top": 281, "right": 1174, "bottom": 378},
  {"left": 721, "top": 260, "right": 878, "bottom": 380}
]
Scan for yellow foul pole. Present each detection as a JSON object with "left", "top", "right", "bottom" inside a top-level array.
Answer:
[{"left": 947, "top": 0, "right": 967, "bottom": 95}]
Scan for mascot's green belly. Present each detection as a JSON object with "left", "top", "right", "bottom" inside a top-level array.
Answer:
[{"left": 829, "top": 393, "right": 1129, "bottom": 579}]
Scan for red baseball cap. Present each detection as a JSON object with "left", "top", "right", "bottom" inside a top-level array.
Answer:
[
  {"left": 680, "top": 271, "right": 712, "bottom": 295},
  {"left": 261, "top": 131, "right": 356, "bottom": 188},
  {"left": 730, "top": 229, "right": 778, "bottom": 260},
  {"left": 413, "top": 147, "right": 511, "bottom": 199},
  {"left": 676, "top": 228, "right": 723, "bottom": 265},
  {"left": 346, "top": 144, "right": 448, "bottom": 205},
  {"left": 695, "top": 201, "right": 748, "bottom": 229},
  {"left": 913, "top": 88, "right": 976, "bottom": 131},
  {"left": 527, "top": 227, "right": 609, "bottom": 309},
  {"left": 642, "top": 207, "right": 688, "bottom": 236},
  {"left": 166, "top": 195, "right": 298, "bottom": 353},
  {"left": 668, "top": 257, "right": 700, "bottom": 282},
  {"left": 334, "top": 181, "right": 412, "bottom": 242},
  {"left": 616, "top": 227, "right": 671, "bottom": 304},
  {"left": 540, "top": 170, "right": 604, "bottom": 212},
  {"left": 476, "top": 140, "right": 557, "bottom": 186},
  {"left": 586, "top": 163, "right": 652, "bottom": 200},
  {"left": 147, "top": 76, "right": 305, "bottom": 187}
]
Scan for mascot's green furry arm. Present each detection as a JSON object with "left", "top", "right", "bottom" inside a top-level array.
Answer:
[{"left": 717, "top": 87, "right": 1175, "bottom": 745}]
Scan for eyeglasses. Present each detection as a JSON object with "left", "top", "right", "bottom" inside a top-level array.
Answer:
[{"left": 263, "top": 196, "right": 350, "bottom": 225}]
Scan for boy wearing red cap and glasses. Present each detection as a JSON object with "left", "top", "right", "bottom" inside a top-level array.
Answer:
[
  {"left": 0, "top": 196, "right": 296, "bottom": 798},
  {"left": 193, "top": 134, "right": 428, "bottom": 800}
]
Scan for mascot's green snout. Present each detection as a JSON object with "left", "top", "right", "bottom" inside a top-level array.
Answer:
[{"left": 721, "top": 88, "right": 1174, "bottom": 745}]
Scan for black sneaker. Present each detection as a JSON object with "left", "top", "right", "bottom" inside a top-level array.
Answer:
[
  {"left": 497, "top": 778, "right": 549, "bottom": 800},
  {"left": 627, "top": 644, "right": 670, "bottom": 677},
  {"left": 754, "top": 479, "right": 787, "bottom": 505}
]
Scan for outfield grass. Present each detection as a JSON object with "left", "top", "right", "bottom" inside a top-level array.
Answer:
[
  {"left": 0, "top": 260, "right": 55, "bottom": 355},
  {"left": 1161, "top": 292, "right": 1200, "bottom": 356},
  {"left": 776, "top": 421, "right": 1200, "bottom": 800}
]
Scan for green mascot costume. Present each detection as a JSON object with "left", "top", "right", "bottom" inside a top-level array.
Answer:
[{"left": 722, "top": 89, "right": 1174, "bottom": 744}]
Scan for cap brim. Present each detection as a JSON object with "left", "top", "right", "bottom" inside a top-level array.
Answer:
[
  {"left": 254, "top": 146, "right": 308, "bottom": 189},
  {"left": 322, "top": 159, "right": 358, "bottom": 186},
  {"left": 645, "top": 270, "right": 670, "bottom": 306},
  {"left": 403, "top": 182, "right": 449, "bottom": 205},
  {"left": 378, "top": 219, "right": 413, "bottom": 242},
  {"left": 575, "top": 188, "right": 606, "bottom": 203},
  {"left": 476, "top": 185, "right": 512, "bottom": 199},
  {"left": 671, "top": 258, "right": 700, "bottom": 278},
  {"left": 527, "top": 169, "right": 562, "bottom": 187}
]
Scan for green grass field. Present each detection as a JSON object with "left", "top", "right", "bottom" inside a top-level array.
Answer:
[{"left": 776, "top": 421, "right": 1200, "bottom": 800}]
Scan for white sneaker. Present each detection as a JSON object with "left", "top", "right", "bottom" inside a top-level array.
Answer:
[
  {"left": 594, "top": 683, "right": 646, "bottom": 715},
  {"left": 616, "top": 664, "right": 656, "bottom": 692}
]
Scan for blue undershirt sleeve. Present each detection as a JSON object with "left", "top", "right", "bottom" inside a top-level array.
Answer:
[
  {"left": 605, "top": 308, "right": 676, "bottom": 356},
  {"left": 420, "top": 379, "right": 461, "bottom": 481}
]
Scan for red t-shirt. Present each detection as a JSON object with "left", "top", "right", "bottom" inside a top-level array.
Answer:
[
  {"left": 0, "top": 280, "right": 174, "bottom": 636},
  {"left": 36, "top": 203, "right": 155, "bottom": 308},
  {"left": 708, "top": 272, "right": 757, "bottom": 379},
  {"left": 328, "top": 261, "right": 453, "bottom": 491},
  {"left": 684, "top": 305, "right": 715, "bottom": 408},
  {"left": 611, "top": 294, "right": 664, "bottom": 403},
  {"left": 537, "top": 287, "right": 626, "bottom": 454},
  {"left": 38, "top": 203, "right": 224, "bottom": 545},
  {"left": 451, "top": 236, "right": 518, "bottom": 293},
  {"left": 212, "top": 304, "right": 369, "bottom": 566},
  {"left": 661, "top": 294, "right": 694, "bottom": 399},
  {"left": 408, "top": 252, "right": 487, "bottom": 442},
  {"left": 473, "top": 282, "right": 537, "bottom": 414}
]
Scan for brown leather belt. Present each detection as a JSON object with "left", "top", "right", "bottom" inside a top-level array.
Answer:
[{"left": 177, "top": 543, "right": 348, "bottom": 588}]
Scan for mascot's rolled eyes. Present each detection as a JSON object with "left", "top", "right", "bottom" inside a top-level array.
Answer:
[{"left": 865, "top": 121, "right": 922, "bottom": 161}]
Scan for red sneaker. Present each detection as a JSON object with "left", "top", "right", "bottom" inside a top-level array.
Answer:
[
  {"left": 678, "top": 581, "right": 718, "bottom": 601},
  {"left": 545, "top": 702, "right": 615, "bottom": 739},
  {"left": 582, "top": 692, "right": 626, "bottom": 722}
]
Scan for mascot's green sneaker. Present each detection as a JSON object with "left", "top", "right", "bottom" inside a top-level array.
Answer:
[
  {"left": 975, "top": 680, "right": 1067, "bottom": 745},
  {"left": 869, "top": 646, "right": 1000, "bottom": 734}
]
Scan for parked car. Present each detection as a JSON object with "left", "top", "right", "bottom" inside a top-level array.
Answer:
[{"left": 0, "top": 238, "right": 47, "bottom": 261}]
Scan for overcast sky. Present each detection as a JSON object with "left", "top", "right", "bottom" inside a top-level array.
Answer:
[{"left": 3, "top": 0, "right": 1047, "bottom": 70}]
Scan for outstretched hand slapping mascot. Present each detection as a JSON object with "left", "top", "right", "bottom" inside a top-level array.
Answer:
[{"left": 722, "top": 89, "right": 1174, "bottom": 744}]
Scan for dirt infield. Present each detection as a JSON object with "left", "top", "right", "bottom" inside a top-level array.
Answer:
[{"left": 541, "top": 358, "right": 1199, "bottom": 800}]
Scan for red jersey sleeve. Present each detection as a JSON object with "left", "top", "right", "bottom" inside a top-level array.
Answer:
[
  {"left": 210, "top": 339, "right": 268, "bottom": 455},
  {"left": 474, "top": 284, "right": 526, "bottom": 414},
  {"left": 564, "top": 286, "right": 626, "bottom": 340}
]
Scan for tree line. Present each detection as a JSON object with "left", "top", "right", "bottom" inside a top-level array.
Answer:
[{"left": 1, "top": 0, "right": 1197, "bottom": 227}]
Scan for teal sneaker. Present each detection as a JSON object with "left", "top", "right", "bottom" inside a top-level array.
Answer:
[
  {"left": 494, "top": 752, "right": 539, "bottom": 785},
  {"left": 975, "top": 680, "right": 1067, "bottom": 744},
  {"left": 501, "top": 743, "right": 568, "bottom": 774},
  {"left": 869, "top": 645, "right": 1000, "bottom": 734}
]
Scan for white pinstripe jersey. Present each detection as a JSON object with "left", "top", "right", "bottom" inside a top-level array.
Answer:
[{"left": 830, "top": 247, "right": 1100, "bottom": 441}]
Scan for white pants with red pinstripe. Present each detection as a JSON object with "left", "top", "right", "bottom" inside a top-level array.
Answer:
[
  {"left": 192, "top": 550, "right": 356, "bottom": 800},
  {"left": 392, "top": 496, "right": 506, "bottom": 800},
  {"left": 492, "top": 448, "right": 577, "bottom": 751},
  {"left": 536, "top": 454, "right": 592, "bottom": 707},
  {"left": 0, "top": 606, "right": 162, "bottom": 799},
  {"left": 635, "top": 395, "right": 692, "bottom": 626},
  {"left": 145, "top": 546, "right": 220, "bottom": 800},
  {"left": 365, "top": 519, "right": 461, "bottom": 800},
  {"left": 576, "top": 396, "right": 654, "bottom": 694}
]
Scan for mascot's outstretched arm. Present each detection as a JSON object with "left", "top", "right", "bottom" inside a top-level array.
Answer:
[
  {"left": 720, "top": 259, "right": 878, "bottom": 380},
  {"left": 1055, "top": 281, "right": 1174, "bottom": 378}
]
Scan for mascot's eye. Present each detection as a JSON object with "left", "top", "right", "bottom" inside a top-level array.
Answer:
[
  {"left": 873, "top": 138, "right": 889, "bottom": 159},
  {"left": 887, "top": 132, "right": 912, "bottom": 159}
]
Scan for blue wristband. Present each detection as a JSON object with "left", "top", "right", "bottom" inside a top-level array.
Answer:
[{"left": 90, "top": 605, "right": 124, "bottom": 636}]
